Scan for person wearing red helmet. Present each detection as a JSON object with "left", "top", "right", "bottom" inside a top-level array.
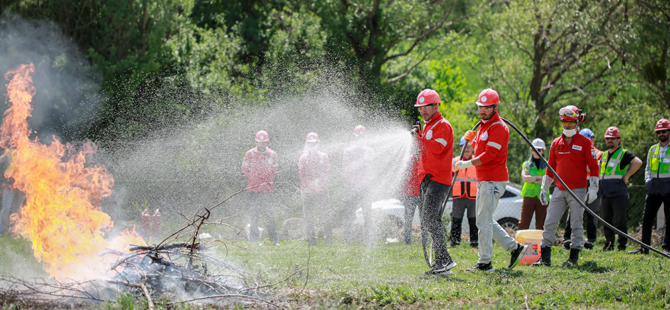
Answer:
[
  {"left": 456, "top": 88, "right": 527, "bottom": 272},
  {"left": 450, "top": 137, "right": 478, "bottom": 247},
  {"left": 242, "top": 130, "right": 279, "bottom": 245},
  {"left": 629, "top": 119, "right": 670, "bottom": 255},
  {"left": 411, "top": 88, "right": 457, "bottom": 275},
  {"left": 342, "top": 125, "right": 375, "bottom": 245},
  {"left": 532, "top": 105, "right": 600, "bottom": 266},
  {"left": 598, "top": 126, "right": 643, "bottom": 251},
  {"left": 298, "top": 132, "right": 332, "bottom": 246}
]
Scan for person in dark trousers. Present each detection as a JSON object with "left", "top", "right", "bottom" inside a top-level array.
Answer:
[
  {"left": 533, "top": 105, "right": 599, "bottom": 267},
  {"left": 342, "top": 125, "right": 375, "bottom": 245},
  {"left": 629, "top": 119, "right": 670, "bottom": 255},
  {"left": 563, "top": 128, "right": 603, "bottom": 250},
  {"left": 456, "top": 89, "right": 527, "bottom": 272},
  {"left": 411, "top": 88, "right": 457, "bottom": 275},
  {"left": 518, "top": 138, "right": 548, "bottom": 230},
  {"left": 402, "top": 152, "right": 423, "bottom": 245},
  {"left": 599, "top": 126, "right": 643, "bottom": 252},
  {"left": 450, "top": 137, "right": 478, "bottom": 247},
  {"left": 242, "top": 131, "right": 279, "bottom": 245},
  {"left": 299, "top": 132, "right": 332, "bottom": 246}
]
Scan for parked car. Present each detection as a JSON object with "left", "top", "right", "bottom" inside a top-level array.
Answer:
[{"left": 354, "top": 183, "right": 535, "bottom": 232}]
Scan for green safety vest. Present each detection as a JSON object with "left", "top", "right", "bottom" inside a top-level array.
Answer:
[
  {"left": 600, "top": 148, "right": 629, "bottom": 180},
  {"left": 650, "top": 143, "right": 670, "bottom": 179},
  {"left": 520, "top": 160, "right": 546, "bottom": 198}
]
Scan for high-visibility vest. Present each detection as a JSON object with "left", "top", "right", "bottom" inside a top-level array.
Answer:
[
  {"left": 520, "top": 160, "right": 546, "bottom": 198},
  {"left": 452, "top": 157, "right": 477, "bottom": 199},
  {"left": 650, "top": 143, "right": 670, "bottom": 179},
  {"left": 600, "top": 148, "right": 629, "bottom": 180}
]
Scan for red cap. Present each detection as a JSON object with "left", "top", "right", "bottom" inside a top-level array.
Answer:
[
  {"left": 655, "top": 119, "right": 670, "bottom": 131},
  {"left": 476, "top": 89, "right": 500, "bottom": 107},
  {"left": 414, "top": 89, "right": 441, "bottom": 107},
  {"left": 604, "top": 126, "right": 621, "bottom": 138},
  {"left": 306, "top": 132, "right": 320, "bottom": 143},
  {"left": 353, "top": 125, "right": 366, "bottom": 137},
  {"left": 255, "top": 130, "right": 269, "bottom": 142}
]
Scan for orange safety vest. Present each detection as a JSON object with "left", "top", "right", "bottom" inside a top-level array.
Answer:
[{"left": 452, "top": 157, "right": 477, "bottom": 199}]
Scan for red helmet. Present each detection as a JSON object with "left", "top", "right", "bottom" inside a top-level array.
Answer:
[
  {"left": 559, "top": 105, "right": 585, "bottom": 122},
  {"left": 414, "top": 89, "right": 441, "bottom": 107},
  {"left": 604, "top": 126, "right": 621, "bottom": 138},
  {"left": 305, "top": 132, "right": 320, "bottom": 143},
  {"left": 655, "top": 119, "right": 670, "bottom": 131},
  {"left": 255, "top": 130, "right": 269, "bottom": 142},
  {"left": 476, "top": 89, "right": 500, "bottom": 107},
  {"left": 353, "top": 125, "right": 366, "bottom": 137}
]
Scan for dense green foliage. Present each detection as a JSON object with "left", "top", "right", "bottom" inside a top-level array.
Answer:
[{"left": 0, "top": 0, "right": 668, "bottom": 178}]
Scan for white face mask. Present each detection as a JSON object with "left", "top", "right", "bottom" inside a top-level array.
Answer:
[
  {"left": 306, "top": 145, "right": 319, "bottom": 153},
  {"left": 563, "top": 128, "right": 577, "bottom": 137}
]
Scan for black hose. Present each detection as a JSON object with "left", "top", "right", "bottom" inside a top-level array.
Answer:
[{"left": 501, "top": 117, "right": 670, "bottom": 260}]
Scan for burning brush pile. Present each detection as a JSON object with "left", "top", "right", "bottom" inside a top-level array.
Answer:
[{"left": 0, "top": 64, "right": 281, "bottom": 308}]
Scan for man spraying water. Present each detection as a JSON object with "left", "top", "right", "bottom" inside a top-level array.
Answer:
[{"left": 455, "top": 88, "right": 527, "bottom": 272}]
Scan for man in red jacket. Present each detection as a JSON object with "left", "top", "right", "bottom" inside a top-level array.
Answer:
[
  {"left": 533, "top": 105, "right": 600, "bottom": 266},
  {"left": 412, "top": 88, "right": 457, "bottom": 275},
  {"left": 456, "top": 89, "right": 527, "bottom": 272},
  {"left": 298, "top": 132, "right": 332, "bottom": 246},
  {"left": 242, "top": 130, "right": 279, "bottom": 245}
]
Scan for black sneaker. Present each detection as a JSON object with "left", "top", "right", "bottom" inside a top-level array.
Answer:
[
  {"left": 584, "top": 242, "right": 594, "bottom": 250},
  {"left": 509, "top": 243, "right": 528, "bottom": 269},
  {"left": 563, "top": 239, "right": 571, "bottom": 250},
  {"left": 468, "top": 262, "right": 494, "bottom": 272},
  {"left": 424, "top": 259, "right": 457, "bottom": 275}
]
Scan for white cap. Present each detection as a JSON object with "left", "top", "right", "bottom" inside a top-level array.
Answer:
[{"left": 531, "top": 138, "right": 545, "bottom": 150}]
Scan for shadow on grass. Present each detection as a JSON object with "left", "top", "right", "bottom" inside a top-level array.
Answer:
[
  {"left": 561, "top": 260, "right": 613, "bottom": 273},
  {"left": 420, "top": 274, "right": 466, "bottom": 282}
]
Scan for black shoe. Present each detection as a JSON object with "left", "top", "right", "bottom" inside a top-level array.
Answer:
[
  {"left": 470, "top": 242, "right": 479, "bottom": 248},
  {"left": 584, "top": 242, "right": 594, "bottom": 250},
  {"left": 628, "top": 247, "right": 649, "bottom": 255},
  {"left": 509, "top": 243, "right": 528, "bottom": 269},
  {"left": 532, "top": 246, "right": 552, "bottom": 267},
  {"left": 425, "top": 259, "right": 457, "bottom": 275},
  {"left": 617, "top": 246, "right": 626, "bottom": 251},
  {"left": 467, "top": 262, "right": 494, "bottom": 272},
  {"left": 563, "top": 239, "right": 571, "bottom": 250},
  {"left": 602, "top": 242, "right": 614, "bottom": 251},
  {"left": 564, "top": 248, "right": 580, "bottom": 266},
  {"left": 450, "top": 241, "right": 461, "bottom": 247}
]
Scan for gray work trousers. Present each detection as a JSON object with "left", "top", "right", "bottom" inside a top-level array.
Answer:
[
  {"left": 342, "top": 188, "right": 372, "bottom": 245},
  {"left": 403, "top": 195, "right": 422, "bottom": 245},
  {"left": 302, "top": 192, "right": 332, "bottom": 245},
  {"left": 476, "top": 181, "right": 518, "bottom": 264},
  {"left": 247, "top": 192, "right": 277, "bottom": 243},
  {"left": 541, "top": 187, "right": 587, "bottom": 249},
  {"left": 0, "top": 187, "right": 24, "bottom": 234}
]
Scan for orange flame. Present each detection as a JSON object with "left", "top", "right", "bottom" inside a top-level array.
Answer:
[{"left": 2, "top": 63, "right": 143, "bottom": 280}]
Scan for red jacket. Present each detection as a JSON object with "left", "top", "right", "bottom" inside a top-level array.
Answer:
[
  {"left": 342, "top": 144, "right": 374, "bottom": 188},
  {"left": 473, "top": 113, "right": 509, "bottom": 182},
  {"left": 417, "top": 111, "right": 454, "bottom": 185},
  {"left": 452, "top": 156, "right": 477, "bottom": 199},
  {"left": 298, "top": 151, "right": 330, "bottom": 194},
  {"left": 546, "top": 133, "right": 600, "bottom": 190},
  {"left": 403, "top": 154, "right": 421, "bottom": 197},
  {"left": 242, "top": 147, "right": 278, "bottom": 192}
]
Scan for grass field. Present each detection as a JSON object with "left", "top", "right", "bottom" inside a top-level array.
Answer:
[{"left": 1, "top": 233, "right": 669, "bottom": 309}]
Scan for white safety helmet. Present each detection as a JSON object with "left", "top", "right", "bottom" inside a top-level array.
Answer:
[{"left": 531, "top": 138, "right": 545, "bottom": 150}]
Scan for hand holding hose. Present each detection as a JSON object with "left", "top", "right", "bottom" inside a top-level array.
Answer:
[
  {"left": 539, "top": 175, "right": 552, "bottom": 206},
  {"left": 463, "top": 130, "right": 475, "bottom": 142}
]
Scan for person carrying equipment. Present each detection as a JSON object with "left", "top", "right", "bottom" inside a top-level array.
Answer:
[
  {"left": 533, "top": 105, "right": 599, "bottom": 266},
  {"left": 242, "top": 130, "right": 279, "bottom": 245},
  {"left": 563, "top": 128, "right": 603, "bottom": 249},
  {"left": 455, "top": 89, "right": 528, "bottom": 272},
  {"left": 342, "top": 125, "right": 375, "bottom": 245},
  {"left": 450, "top": 137, "right": 478, "bottom": 247},
  {"left": 411, "top": 89, "right": 457, "bottom": 275},
  {"left": 597, "top": 126, "right": 642, "bottom": 252},
  {"left": 629, "top": 119, "right": 670, "bottom": 255},
  {"left": 299, "top": 132, "right": 333, "bottom": 246},
  {"left": 518, "top": 138, "right": 548, "bottom": 230}
]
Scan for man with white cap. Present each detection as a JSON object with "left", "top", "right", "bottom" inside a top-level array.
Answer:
[
  {"left": 518, "top": 138, "right": 548, "bottom": 230},
  {"left": 242, "top": 130, "right": 279, "bottom": 245}
]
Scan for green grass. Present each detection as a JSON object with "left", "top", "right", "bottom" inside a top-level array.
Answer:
[{"left": 220, "top": 237, "right": 670, "bottom": 308}]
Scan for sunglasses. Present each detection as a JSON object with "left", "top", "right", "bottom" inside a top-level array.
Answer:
[
  {"left": 657, "top": 130, "right": 669, "bottom": 135},
  {"left": 560, "top": 120, "right": 577, "bottom": 126}
]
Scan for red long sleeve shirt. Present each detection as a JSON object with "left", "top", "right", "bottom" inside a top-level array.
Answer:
[
  {"left": 298, "top": 151, "right": 330, "bottom": 194},
  {"left": 546, "top": 133, "right": 600, "bottom": 190},
  {"left": 242, "top": 147, "right": 279, "bottom": 192},
  {"left": 417, "top": 111, "right": 454, "bottom": 186},
  {"left": 473, "top": 113, "right": 509, "bottom": 182},
  {"left": 403, "top": 154, "right": 421, "bottom": 197}
]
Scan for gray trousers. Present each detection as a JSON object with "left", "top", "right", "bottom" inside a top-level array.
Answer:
[
  {"left": 0, "top": 187, "right": 24, "bottom": 234},
  {"left": 302, "top": 193, "right": 332, "bottom": 245},
  {"left": 541, "top": 187, "right": 587, "bottom": 249},
  {"left": 476, "top": 181, "right": 518, "bottom": 264},
  {"left": 403, "top": 195, "right": 422, "bottom": 245},
  {"left": 247, "top": 192, "right": 277, "bottom": 243},
  {"left": 342, "top": 188, "right": 372, "bottom": 245}
]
